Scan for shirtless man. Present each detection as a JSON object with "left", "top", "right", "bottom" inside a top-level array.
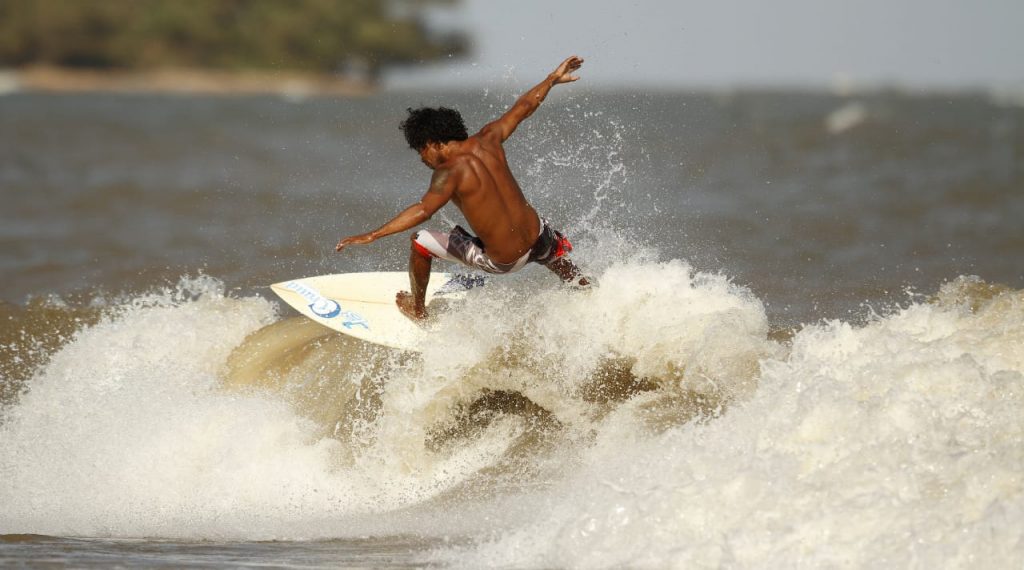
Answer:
[{"left": 335, "top": 55, "right": 589, "bottom": 320}]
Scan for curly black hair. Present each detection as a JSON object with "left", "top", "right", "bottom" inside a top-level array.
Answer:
[{"left": 399, "top": 107, "right": 468, "bottom": 150}]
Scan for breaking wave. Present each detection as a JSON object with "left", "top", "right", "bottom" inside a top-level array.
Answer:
[{"left": 1, "top": 267, "right": 1021, "bottom": 567}]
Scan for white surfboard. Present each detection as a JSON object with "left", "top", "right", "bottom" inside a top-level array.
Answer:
[{"left": 270, "top": 272, "right": 486, "bottom": 351}]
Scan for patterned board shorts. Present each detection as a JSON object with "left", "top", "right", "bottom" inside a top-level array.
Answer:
[{"left": 411, "top": 219, "right": 572, "bottom": 275}]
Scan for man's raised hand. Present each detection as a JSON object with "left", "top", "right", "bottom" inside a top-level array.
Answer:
[{"left": 551, "top": 56, "right": 584, "bottom": 84}]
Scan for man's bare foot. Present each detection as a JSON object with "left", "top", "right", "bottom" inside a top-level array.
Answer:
[{"left": 396, "top": 291, "right": 428, "bottom": 321}]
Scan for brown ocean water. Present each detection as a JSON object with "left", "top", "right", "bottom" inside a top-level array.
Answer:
[
  {"left": 2, "top": 90, "right": 1020, "bottom": 312},
  {"left": 1, "top": 89, "right": 1022, "bottom": 568}
]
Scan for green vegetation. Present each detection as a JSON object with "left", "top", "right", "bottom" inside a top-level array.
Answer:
[{"left": 0, "top": 0, "right": 467, "bottom": 79}]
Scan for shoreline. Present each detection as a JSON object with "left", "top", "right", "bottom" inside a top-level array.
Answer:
[
  {"left": 0, "top": 66, "right": 375, "bottom": 98},
  {"left": 0, "top": 67, "right": 1020, "bottom": 107}
]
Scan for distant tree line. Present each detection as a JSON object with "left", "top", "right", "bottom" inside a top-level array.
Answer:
[{"left": 0, "top": 0, "right": 467, "bottom": 80}]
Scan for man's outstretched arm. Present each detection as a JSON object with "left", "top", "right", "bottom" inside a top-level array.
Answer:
[
  {"left": 335, "top": 168, "right": 457, "bottom": 252},
  {"left": 481, "top": 55, "right": 583, "bottom": 142}
]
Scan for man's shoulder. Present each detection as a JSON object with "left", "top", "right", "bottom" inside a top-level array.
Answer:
[
  {"left": 433, "top": 155, "right": 474, "bottom": 187},
  {"left": 473, "top": 123, "right": 506, "bottom": 145}
]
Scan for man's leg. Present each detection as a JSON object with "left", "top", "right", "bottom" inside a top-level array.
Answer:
[
  {"left": 544, "top": 256, "right": 590, "bottom": 287},
  {"left": 396, "top": 239, "right": 432, "bottom": 320}
]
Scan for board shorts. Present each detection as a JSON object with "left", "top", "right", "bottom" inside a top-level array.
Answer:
[{"left": 411, "top": 218, "right": 573, "bottom": 275}]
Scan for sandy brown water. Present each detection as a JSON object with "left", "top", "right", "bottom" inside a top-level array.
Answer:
[
  {"left": 1, "top": 89, "right": 1022, "bottom": 568},
  {"left": 2, "top": 90, "right": 1020, "bottom": 318}
]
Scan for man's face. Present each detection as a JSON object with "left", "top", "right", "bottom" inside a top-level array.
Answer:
[{"left": 418, "top": 142, "right": 443, "bottom": 170}]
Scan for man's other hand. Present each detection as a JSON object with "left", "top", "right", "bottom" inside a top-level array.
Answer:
[
  {"left": 335, "top": 232, "right": 375, "bottom": 252},
  {"left": 552, "top": 56, "right": 583, "bottom": 84}
]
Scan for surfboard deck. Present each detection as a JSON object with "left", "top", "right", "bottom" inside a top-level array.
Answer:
[{"left": 270, "top": 272, "right": 486, "bottom": 351}]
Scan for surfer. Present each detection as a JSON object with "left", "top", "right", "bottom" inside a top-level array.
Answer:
[{"left": 335, "top": 55, "right": 590, "bottom": 320}]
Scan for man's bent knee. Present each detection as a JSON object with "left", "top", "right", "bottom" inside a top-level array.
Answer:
[{"left": 411, "top": 232, "right": 434, "bottom": 259}]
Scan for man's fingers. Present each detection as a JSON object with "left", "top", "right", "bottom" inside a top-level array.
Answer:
[
  {"left": 555, "top": 56, "right": 583, "bottom": 81},
  {"left": 557, "top": 55, "right": 581, "bottom": 74}
]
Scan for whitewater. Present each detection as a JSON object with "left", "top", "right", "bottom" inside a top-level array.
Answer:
[{"left": 1, "top": 258, "right": 1021, "bottom": 567}]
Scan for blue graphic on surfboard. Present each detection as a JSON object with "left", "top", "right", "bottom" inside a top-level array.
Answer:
[{"left": 270, "top": 272, "right": 485, "bottom": 351}]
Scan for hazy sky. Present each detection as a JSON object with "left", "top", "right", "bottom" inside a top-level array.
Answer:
[{"left": 390, "top": 0, "right": 1023, "bottom": 90}]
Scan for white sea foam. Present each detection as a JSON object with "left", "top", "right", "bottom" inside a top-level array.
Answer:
[
  {"left": 2, "top": 271, "right": 1021, "bottom": 569},
  {"left": 1, "top": 277, "right": 336, "bottom": 538},
  {"left": 0, "top": 259, "right": 768, "bottom": 540},
  {"left": 0, "top": 276, "right": 511, "bottom": 539},
  {"left": 447, "top": 278, "right": 1024, "bottom": 568}
]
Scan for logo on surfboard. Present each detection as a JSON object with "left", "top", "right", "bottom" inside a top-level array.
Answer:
[
  {"left": 309, "top": 297, "right": 342, "bottom": 318},
  {"left": 282, "top": 281, "right": 369, "bottom": 329}
]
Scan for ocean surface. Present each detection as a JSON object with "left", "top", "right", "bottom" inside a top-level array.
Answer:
[{"left": 1, "top": 88, "right": 1022, "bottom": 568}]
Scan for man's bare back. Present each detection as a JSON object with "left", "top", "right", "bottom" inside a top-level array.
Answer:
[
  {"left": 435, "top": 137, "right": 540, "bottom": 263},
  {"left": 336, "top": 56, "right": 589, "bottom": 320}
]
